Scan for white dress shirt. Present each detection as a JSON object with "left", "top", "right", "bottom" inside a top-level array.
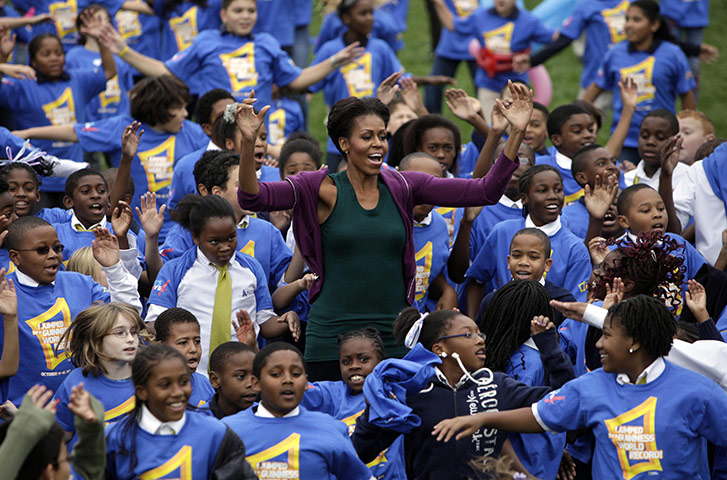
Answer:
[
  {"left": 255, "top": 403, "right": 300, "bottom": 418},
  {"left": 138, "top": 404, "right": 186, "bottom": 435},
  {"left": 525, "top": 214, "right": 562, "bottom": 237},
  {"left": 623, "top": 160, "right": 689, "bottom": 191}
]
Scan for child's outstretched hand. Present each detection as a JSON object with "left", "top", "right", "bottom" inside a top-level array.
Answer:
[
  {"left": 0, "top": 400, "right": 17, "bottom": 420},
  {"left": 587, "top": 236, "right": 609, "bottom": 266},
  {"left": 98, "top": 23, "right": 126, "bottom": 55},
  {"left": 136, "top": 192, "right": 166, "bottom": 239},
  {"left": 530, "top": 315, "right": 553, "bottom": 335},
  {"left": 0, "top": 269, "right": 17, "bottom": 317},
  {"left": 584, "top": 174, "right": 618, "bottom": 221},
  {"left": 0, "top": 63, "right": 37, "bottom": 81},
  {"left": 68, "top": 383, "right": 96, "bottom": 423},
  {"left": 698, "top": 43, "right": 719, "bottom": 64},
  {"left": 445, "top": 88, "right": 478, "bottom": 123},
  {"left": 0, "top": 26, "right": 16, "bottom": 60},
  {"left": 495, "top": 81, "right": 532, "bottom": 132},
  {"left": 490, "top": 100, "right": 509, "bottom": 136},
  {"left": 432, "top": 413, "right": 486, "bottom": 442},
  {"left": 234, "top": 92, "right": 270, "bottom": 141},
  {"left": 660, "top": 134, "right": 682, "bottom": 178},
  {"left": 111, "top": 200, "right": 133, "bottom": 239},
  {"left": 92, "top": 228, "right": 120, "bottom": 267},
  {"left": 685, "top": 279, "right": 709, "bottom": 323},
  {"left": 277, "top": 311, "right": 301, "bottom": 342},
  {"left": 376, "top": 71, "right": 402, "bottom": 105},
  {"left": 618, "top": 76, "right": 638, "bottom": 111},
  {"left": 400, "top": 76, "right": 426, "bottom": 116},
  {"left": 26, "top": 384, "right": 57, "bottom": 413},
  {"left": 121, "top": 121, "right": 143, "bottom": 161},
  {"left": 79, "top": 7, "right": 104, "bottom": 39},
  {"left": 602, "top": 277, "right": 624, "bottom": 310},
  {"left": 233, "top": 309, "right": 258, "bottom": 349},
  {"left": 297, "top": 273, "right": 316, "bottom": 291}
]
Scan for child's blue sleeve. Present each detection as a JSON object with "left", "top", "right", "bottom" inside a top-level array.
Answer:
[
  {"left": 91, "top": 279, "right": 112, "bottom": 304},
  {"left": 534, "top": 380, "right": 586, "bottom": 432},
  {"left": 74, "top": 116, "right": 125, "bottom": 152},
  {"left": 244, "top": 255, "right": 274, "bottom": 312},
  {"left": 71, "top": 67, "right": 107, "bottom": 103},
  {"left": 595, "top": 49, "right": 616, "bottom": 91},
  {"left": 164, "top": 35, "right": 203, "bottom": 84},
  {"left": 694, "top": 380, "right": 727, "bottom": 445},
  {"left": 0, "top": 127, "right": 27, "bottom": 152},
  {"left": 148, "top": 262, "right": 179, "bottom": 308},
  {"left": 269, "top": 43, "right": 302, "bottom": 88},
  {"left": 53, "top": 378, "right": 75, "bottom": 433},
  {"left": 530, "top": 16, "right": 555, "bottom": 45},
  {"left": 562, "top": 243, "right": 591, "bottom": 302},
  {"left": 672, "top": 48, "right": 697, "bottom": 94},
  {"left": 466, "top": 232, "right": 497, "bottom": 285},
  {"left": 314, "top": 13, "right": 339, "bottom": 53},
  {"left": 300, "top": 382, "right": 335, "bottom": 415},
  {"left": 307, "top": 42, "right": 334, "bottom": 93},
  {"left": 328, "top": 422, "right": 376, "bottom": 480},
  {"left": 268, "top": 231, "right": 293, "bottom": 287},
  {"left": 0, "top": 78, "right": 23, "bottom": 109},
  {"left": 558, "top": 6, "right": 588, "bottom": 40}
]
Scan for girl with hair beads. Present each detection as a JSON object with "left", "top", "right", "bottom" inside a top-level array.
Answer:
[
  {"left": 434, "top": 296, "right": 727, "bottom": 480},
  {"left": 105, "top": 344, "right": 257, "bottom": 479},
  {"left": 146, "top": 194, "right": 300, "bottom": 374},
  {"left": 238, "top": 82, "right": 531, "bottom": 380},
  {"left": 302, "top": 327, "right": 405, "bottom": 479},
  {"left": 54, "top": 302, "right": 147, "bottom": 445},
  {"left": 352, "top": 307, "right": 574, "bottom": 479}
]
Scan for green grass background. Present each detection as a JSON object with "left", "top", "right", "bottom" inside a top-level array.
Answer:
[{"left": 306, "top": 0, "right": 727, "bottom": 152}]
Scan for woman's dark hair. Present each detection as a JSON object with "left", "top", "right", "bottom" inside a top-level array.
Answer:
[
  {"left": 129, "top": 75, "right": 190, "bottom": 127},
  {"left": 480, "top": 280, "right": 554, "bottom": 374},
  {"left": 393, "top": 307, "right": 461, "bottom": 350},
  {"left": 171, "top": 194, "right": 236, "bottom": 237},
  {"left": 338, "top": 327, "right": 385, "bottom": 360},
  {"left": 327, "top": 97, "right": 390, "bottom": 156},
  {"left": 253, "top": 342, "right": 305, "bottom": 378},
  {"left": 75, "top": 3, "right": 110, "bottom": 45},
  {"left": 0, "top": 160, "right": 52, "bottom": 188},
  {"left": 29, "top": 34, "right": 63, "bottom": 65},
  {"left": 162, "top": 0, "right": 208, "bottom": 17},
  {"left": 278, "top": 136, "right": 323, "bottom": 176},
  {"left": 386, "top": 117, "right": 417, "bottom": 168},
  {"left": 606, "top": 295, "right": 676, "bottom": 359},
  {"left": 629, "top": 0, "right": 673, "bottom": 42},
  {"left": 518, "top": 164, "right": 562, "bottom": 217},
  {"left": 117, "top": 344, "right": 190, "bottom": 471},
  {"left": 403, "top": 114, "right": 461, "bottom": 173},
  {"left": 594, "top": 230, "right": 686, "bottom": 308},
  {"left": 0, "top": 421, "right": 64, "bottom": 478}
]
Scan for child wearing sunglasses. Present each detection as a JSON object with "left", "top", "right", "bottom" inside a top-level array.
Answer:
[{"left": 0, "top": 217, "right": 141, "bottom": 407}]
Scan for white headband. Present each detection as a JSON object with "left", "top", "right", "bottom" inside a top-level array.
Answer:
[{"left": 404, "top": 312, "right": 428, "bottom": 349}]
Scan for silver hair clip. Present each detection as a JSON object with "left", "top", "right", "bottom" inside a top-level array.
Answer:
[{"left": 222, "top": 103, "right": 240, "bottom": 124}]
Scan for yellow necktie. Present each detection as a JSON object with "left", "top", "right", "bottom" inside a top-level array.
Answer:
[
  {"left": 636, "top": 374, "right": 647, "bottom": 385},
  {"left": 210, "top": 264, "right": 232, "bottom": 360}
]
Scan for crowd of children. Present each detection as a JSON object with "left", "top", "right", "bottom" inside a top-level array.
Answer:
[{"left": 0, "top": 0, "right": 726, "bottom": 479}]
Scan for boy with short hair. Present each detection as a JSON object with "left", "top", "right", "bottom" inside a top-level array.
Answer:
[
  {"left": 676, "top": 109, "right": 715, "bottom": 165},
  {"left": 526, "top": 102, "right": 549, "bottom": 156},
  {"left": 476, "top": 228, "right": 576, "bottom": 327},
  {"left": 208, "top": 341, "right": 258, "bottom": 419}
]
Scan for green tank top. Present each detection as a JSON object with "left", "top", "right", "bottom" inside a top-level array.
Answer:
[{"left": 306, "top": 171, "right": 409, "bottom": 362}]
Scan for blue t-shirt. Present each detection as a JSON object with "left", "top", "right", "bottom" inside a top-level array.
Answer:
[
  {"left": 154, "top": 0, "right": 223, "bottom": 61},
  {"left": 535, "top": 150, "right": 584, "bottom": 205},
  {"left": 254, "top": 0, "right": 295, "bottom": 48},
  {"left": 558, "top": 0, "right": 630, "bottom": 88},
  {"left": 0, "top": 69, "right": 106, "bottom": 191},
  {"left": 37, "top": 207, "right": 73, "bottom": 225},
  {"left": 65, "top": 47, "right": 134, "bottom": 122},
  {"left": 114, "top": 7, "right": 162, "bottom": 60},
  {"left": 315, "top": 10, "right": 403, "bottom": 53},
  {"left": 434, "top": 206, "right": 464, "bottom": 248},
  {"left": 660, "top": 0, "right": 709, "bottom": 28},
  {"left": 456, "top": 141, "right": 479, "bottom": 179},
  {"left": 454, "top": 7, "right": 554, "bottom": 91},
  {"left": 190, "top": 371, "right": 215, "bottom": 407},
  {"left": 0, "top": 127, "right": 28, "bottom": 153},
  {"left": 266, "top": 98, "right": 305, "bottom": 147},
  {"left": 165, "top": 29, "right": 301, "bottom": 104},
  {"left": 294, "top": 0, "right": 313, "bottom": 27},
  {"left": 379, "top": 0, "right": 409, "bottom": 34},
  {"left": 53, "top": 221, "right": 135, "bottom": 265},
  {"left": 561, "top": 199, "right": 589, "bottom": 240},
  {"left": 159, "top": 217, "right": 293, "bottom": 288},
  {"left": 596, "top": 40, "right": 696, "bottom": 148},
  {"left": 412, "top": 212, "right": 450, "bottom": 313},
  {"left": 469, "top": 200, "right": 523, "bottom": 257},
  {"left": 105, "top": 410, "right": 230, "bottom": 479},
  {"left": 0, "top": 271, "right": 109, "bottom": 404},
  {"left": 536, "top": 361, "right": 727, "bottom": 479},
  {"left": 27, "top": 0, "right": 124, "bottom": 50},
  {"left": 467, "top": 218, "right": 591, "bottom": 301},
  {"left": 167, "top": 145, "right": 207, "bottom": 212},
  {"left": 74, "top": 115, "right": 208, "bottom": 241},
  {"left": 434, "top": 0, "right": 479, "bottom": 60},
  {"left": 301, "top": 381, "right": 406, "bottom": 479},
  {"left": 223, "top": 406, "right": 373, "bottom": 480}
]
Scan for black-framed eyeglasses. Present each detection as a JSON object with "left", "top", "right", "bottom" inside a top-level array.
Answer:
[
  {"left": 13, "top": 244, "right": 65, "bottom": 255},
  {"left": 435, "top": 332, "right": 486, "bottom": 342}
]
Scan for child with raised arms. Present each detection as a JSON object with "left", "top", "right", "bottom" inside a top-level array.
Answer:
[
  {"left": 207, "top": 341, "right": 258, "bottom": 419},
  {"left": 145, "top": 194, "right": 300, "bottom": 374},
  {"left": 0, "top": 218, "right": 141, "bottom": 405},
  {"left": 222, "top": 342, "right": 374, "bottom": 479},
  {"left": 154, "top": 307, "right": 215, "bottom": 407},
  {"left": 104, "top": 344, "right": 257, "bottom": 479},
  {"left": 351, "top": 307, "right": 575, "bottom": 479},
  {"left": 301, "top": 327, "right": 406, "bottom": 479},
  {"left": 54, "top": 302, "right": 146, "bottom": 446},
  {"left": 433, "top": 296, "right": 727, "bottom": 480},
  {"left": 99, "top": 0, "right": 362, "bottom": 107},
  {"left": 466, "top": 165, "right": 592, "bottom": 315}
]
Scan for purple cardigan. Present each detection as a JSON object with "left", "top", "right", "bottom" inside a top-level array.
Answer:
[{"left": 238, "top": 151, "right": 518, "bottom": 304}]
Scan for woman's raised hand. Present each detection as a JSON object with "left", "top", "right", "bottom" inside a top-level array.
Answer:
[
  {"left": 234, "top": 92, "right": 269, "bottom": 141},
  {"left": 495, "top": 80, "right": 533, "bottom": 132}
]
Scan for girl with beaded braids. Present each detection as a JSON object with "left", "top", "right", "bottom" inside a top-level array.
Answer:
[
  {"left": 351, "top": 307, "right": 575, "bottom": 479},
  {"left": 434, "top": 296, "right": 727, "bottom": 480}
]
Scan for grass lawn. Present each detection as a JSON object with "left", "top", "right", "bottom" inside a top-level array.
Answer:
[{"left": 306, "top": 0, "right": 727, "bottom": 154}]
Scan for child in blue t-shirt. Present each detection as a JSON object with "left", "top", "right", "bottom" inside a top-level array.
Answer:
[
  {"left": 207, "top": 341, "right": 258, "bottom": 419},
  {"left": 223, "top": 342, "right": 374, "bottom": 479},
  {"left": 113, "top": 3, "right": 162, "bottom": 61},
  {"left": 301, "top": 327, "right": 406, "bottom": 479},
  {"left": 0, "top": 217, "right": 141, "bottom": 405},
  {"left": 54, "top": 302, "right": 144, "bottom": 446},
  {"left": 315, "top": 1, "right": 403, "bottom": 53},
  {"left": 0, "top": 161, "right": 72, "bottom": 224},
  {"left": 434, "top": 296, "right": 727, "bottom": 480},
  {"left": 660, "top": 0, "right": 709, "bottom": 82},
  {"left": 153, "top": 308, "right": 215, "bottom": 407},
  {"left": 145, "top": 194, "right": 300, "bottom": 374},
  {"left": 266, "top": 88, "right": 305, "bottom": 151},
  {"left": 104, "top": 344, "right": 257, "bottom": 479},
  {"left": 466, "top": 165, "right": 592, "bottom": 314},
  {"left": 153, "top": 0, "right": 223, "bottom": 62},
  {"left": 584, "top": 0, "right": 696, "bottom": 163},
  {"left": 102, "top": 0, "right": 360, "bottom": 106}
]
